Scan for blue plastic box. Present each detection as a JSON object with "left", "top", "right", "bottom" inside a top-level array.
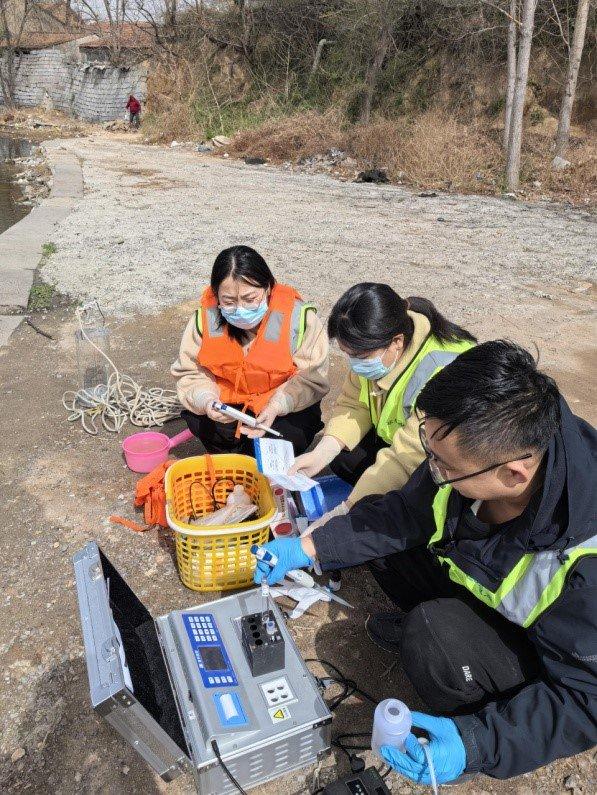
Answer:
[{"left": 300, "top": 475, "right": 352, "bottom": 522}]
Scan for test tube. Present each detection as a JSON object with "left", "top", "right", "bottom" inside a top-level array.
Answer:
[{"left": 261, "top": 581, "right": 270, "bottom": 623}]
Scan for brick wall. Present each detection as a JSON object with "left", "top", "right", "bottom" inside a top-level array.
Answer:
[{"left": 0, "top": 45, "right": 147, "bottom": 122}]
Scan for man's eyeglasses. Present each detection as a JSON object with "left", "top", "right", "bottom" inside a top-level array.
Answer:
[{"left": 418, "top": 420, "right": 532, "bottom": 487}]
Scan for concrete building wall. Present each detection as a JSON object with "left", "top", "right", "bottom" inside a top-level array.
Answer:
[{"left": 0, "top": 45, "right": 147, "bottom": 122}]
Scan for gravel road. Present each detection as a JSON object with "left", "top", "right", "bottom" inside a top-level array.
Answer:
[{"left": 44, "top": 137, "right": 595, "bottom": 321}]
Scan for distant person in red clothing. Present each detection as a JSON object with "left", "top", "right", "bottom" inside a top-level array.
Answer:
[{"left": 126, "top": 95, "right": 141, "bottom": 128}]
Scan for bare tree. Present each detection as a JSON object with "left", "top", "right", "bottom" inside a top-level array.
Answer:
[
  {"left": 505, "top": 0, "right": 537, "bottom": 191},
  {"left": 360, "top": 20, "right": 391, "bottom": 124},
  {"left": 552, "top": 0, "right": 591, "bottom": 162},
  {"left": 74, "top": 0, "right": 132, "bottom": 64},
  {"left": 503, "top": 0, "right": 517, "bottom": 149},
  {"left": 352, "top": 0, "right": 407, "bottom": 125},
  {"left": 0, "top": 0, "right": 32, "bottom": 104}
]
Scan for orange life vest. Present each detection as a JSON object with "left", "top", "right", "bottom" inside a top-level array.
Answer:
[{"left": 197, "top": 283, "right": 311, "bottom": 415}]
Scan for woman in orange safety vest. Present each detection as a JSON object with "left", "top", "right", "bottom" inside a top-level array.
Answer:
[{"left": 171, "top": 245, "right": 330, "bottom": 455}]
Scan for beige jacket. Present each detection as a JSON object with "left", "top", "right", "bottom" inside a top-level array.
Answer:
[
  {"left": 171, "top": 308, "right": 330, "bottom": 415},
  {"left": 325, "top": 311, "right": 431, "bottom": 503}
]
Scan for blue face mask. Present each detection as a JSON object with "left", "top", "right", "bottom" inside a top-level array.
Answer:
[
  {"left": 220, "top": 300, "right": 268, "bottom": 330},
  {"left": 349, "top": 351, "right": 393, "bottom": 381}
]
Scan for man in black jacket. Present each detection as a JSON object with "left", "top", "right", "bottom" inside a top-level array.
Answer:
[{"left": 254, "top": 341, "right": 597, "bottom": 784}]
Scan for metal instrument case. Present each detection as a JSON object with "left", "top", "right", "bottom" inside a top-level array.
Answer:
[{"left": 73, "top": 541, "right": 331, "bottom": 793}]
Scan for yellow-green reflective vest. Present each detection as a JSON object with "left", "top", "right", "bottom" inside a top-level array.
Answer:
[
  {"left": 429, "top": 486, "right": 597, "bottom": 628},
  {"left": 358, "top": 334, "right": 474, "bottom": 444}
]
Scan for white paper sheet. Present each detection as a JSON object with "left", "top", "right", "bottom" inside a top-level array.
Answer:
[{"left": 254, "top": 438, "right": 318, "bottom": 491}]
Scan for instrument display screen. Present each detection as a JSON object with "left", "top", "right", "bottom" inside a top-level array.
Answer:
[{"left": 199, "top": 645, "right": 226, "bottom": 671}]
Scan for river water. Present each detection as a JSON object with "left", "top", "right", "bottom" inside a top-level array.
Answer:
[{"left": 0, "top": 137, "right": 31, "bottom": 234}]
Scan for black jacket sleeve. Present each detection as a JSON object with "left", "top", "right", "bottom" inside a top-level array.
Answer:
[
  {"left": 455, "top": 560, "right": 597, "bottom": 779},
  {"left": 312, "top": 462, "right": 438, "bottom": 570}
]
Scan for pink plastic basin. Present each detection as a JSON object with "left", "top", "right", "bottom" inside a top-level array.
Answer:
[{"left": 122, "top": 428, "right": 194, "bottom": 473}]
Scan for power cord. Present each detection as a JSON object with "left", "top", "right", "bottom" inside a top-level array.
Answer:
[
  {"left": 306, "top": 657, "right": 378, "bottom": 710},
  {"left": 307, "top": 659, "right": 409, "bottom": 791},
  {"left": 307, "top": 658, "right": 380, "bottom": 778},
  {"left": 189, "top": 477, "right": 237, "bottom": 518},
  {"left": 211, "top": 739, "right": 248, "bottom": 795}
]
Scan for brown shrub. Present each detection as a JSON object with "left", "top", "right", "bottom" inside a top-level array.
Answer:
[
  {"left": 144, "top": 60, "right": 204, "bottom": 143},
  {"left": 228, "top": 107, "right": 595, "bottom": 203},
  {"left": 227, "top": 110, "right": 346, "bottom": 161},
  {"left": 524, "top": 132, "right": 597, "bottom": 202},
  {"left": 348, "top": 113, "right": 503, "bottom": 190}
]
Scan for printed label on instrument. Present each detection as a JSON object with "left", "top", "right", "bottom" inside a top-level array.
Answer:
[{"left": 268, "top": 705, "right": 291, "bottom": 723}]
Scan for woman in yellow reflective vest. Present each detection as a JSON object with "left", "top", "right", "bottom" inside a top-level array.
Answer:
[{"left": 292, "top": 282, "right": 476, "bottom": 541}]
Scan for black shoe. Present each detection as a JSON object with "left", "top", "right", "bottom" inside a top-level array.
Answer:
[{"left": 365, "top": 611, "right": 404, "bottom": 654}]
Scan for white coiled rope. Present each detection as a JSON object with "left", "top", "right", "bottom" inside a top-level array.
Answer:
[{"left": 62, "top": 308, "right": 182, "bottom": 435}]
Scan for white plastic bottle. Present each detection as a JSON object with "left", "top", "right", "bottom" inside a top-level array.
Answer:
[
  {"left": 226, "top": 485, "right": 252, "bottom": 506},
  {"left": 371, "top": 698, "right": 412, "bottom": 756}
]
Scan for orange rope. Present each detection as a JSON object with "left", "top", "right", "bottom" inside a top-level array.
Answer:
[
  {"left": 109, "top": 515, "right": 148, "bottom": 533},
  {"left": 205, "top": 453, "right": 216, "bottom": 488}
]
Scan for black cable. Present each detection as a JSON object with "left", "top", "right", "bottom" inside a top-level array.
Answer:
[
  {"left": 307, "top": 658, "right": 378, "bottom": 709},
  {"left": 380, "top": 764, "right": 392, "bottom": 779},
  {"left": 334, "top": 731, "right": 372, "bottom": 743},
  {"left": 189, "top": 477, "right": 242, "bottom": 519},
  {"left": 331, "top": 739, "right": 354, "bottom": 761},
  {"left": 212, "top": 476, "right": 237, "bottom": 507},
  {"left": 308, "top": 658, "right": 392, "bottom": 782},
  {"left": 211, "top": 739, "right": 248, "bottom": 795},
  {"left": 189, "top": 479, "right": 217, "bottom": 518}
]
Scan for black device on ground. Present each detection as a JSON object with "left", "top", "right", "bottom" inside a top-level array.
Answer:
[
  {"left": 321, "top": 766, "right": 392, "bottom": 795},
  {"left": 240, "top": 610, "right": 285, "bottom": 676}
]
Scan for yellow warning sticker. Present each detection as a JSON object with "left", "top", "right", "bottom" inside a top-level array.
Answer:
[{"left": 268, "top": 705, "right": 291, "bottom": 723}]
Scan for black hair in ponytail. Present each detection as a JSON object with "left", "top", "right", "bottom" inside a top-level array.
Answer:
[
  {"left": 406, "top": 296, "right": 476, "bottom": 345},
  {"left": 328, "top": 283, "right": 476, "bottom": 355}
]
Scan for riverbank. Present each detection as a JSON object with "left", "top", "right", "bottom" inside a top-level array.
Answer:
[
  {"left": 0, "top": 140, "right": 82, "bottom": 344},
  {"left": 0, "top": 138, "right": 30, "bottom": 235}
]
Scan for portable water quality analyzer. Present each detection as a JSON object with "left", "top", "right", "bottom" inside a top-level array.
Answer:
[{"left": 73, "top": 542, "right": 331, "bottom": 792}]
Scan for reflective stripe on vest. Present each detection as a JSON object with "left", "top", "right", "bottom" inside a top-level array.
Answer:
[
  {"left": 430, "top": 486, "right": 597, "bottom": 627},
  {"left": 358, "top": 335, "right": 474, "bottom": 445},
  {"left": 195, "top": 301, "right": 314, "bottom": 353}
]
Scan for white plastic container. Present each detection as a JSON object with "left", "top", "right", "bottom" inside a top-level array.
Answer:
[
  {"left": 226, "top": 485, "right": 252, "bottom": 506},
  {"left": 371, "top": 698, "right": 412, "bottom": 756}
]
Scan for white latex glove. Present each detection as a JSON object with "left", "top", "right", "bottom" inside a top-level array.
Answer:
[
  {"left": 191, "top": 389, "right": 216, "bottom": 411},
  {"left": 239, "top": 393, "right": 291, "bottom": 438},
  {"left": 302, "top": 500, "right": 350, "bottom": 536},
  {"left": 204, "top": 398, "right": 236, "bottom": 424},
  {"left": 289, "top": 435, "right": 344, "bottom": 478}
]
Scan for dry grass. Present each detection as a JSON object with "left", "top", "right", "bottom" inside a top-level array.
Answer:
[
  {"left": 348, "top": 113, "right": 503, "bottom": 191},
  {"left": 227, "top": 110, "right": 346, "bottom": 161},
  {"left": 524, "top": 132, "right": 597, "bottom": 202},
  {"left": 141, "top": 54, "right": 596, "bottom": 204},
  {"left": 143, "top": 60, "right": 204, "bottom": 143},
  {"left": 226, "top": 108, "right": 596, "bottom": 204}
]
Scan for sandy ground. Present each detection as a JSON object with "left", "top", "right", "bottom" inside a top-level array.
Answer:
[{"left": 1, "top": 133, "right": 596, "bottom": 794}]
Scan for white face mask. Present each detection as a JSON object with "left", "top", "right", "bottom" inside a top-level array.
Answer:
[
  {"left": 220, "top": 300, "right": 268, "bottom": 329},
  {"left": 348, "top": 345, "right": 397, "bottom": 380}
]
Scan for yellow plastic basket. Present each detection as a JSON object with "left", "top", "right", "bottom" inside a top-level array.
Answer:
[{"left": 165, "top": 454, "right": 276, "bottom": 592}]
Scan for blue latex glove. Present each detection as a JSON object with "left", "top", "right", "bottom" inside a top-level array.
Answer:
[
  {"left": 381, "top": 712, "right": 466, "bottom": 785},
  {"left": 252, "top": 539, "right": 312, "bottom": 585}
]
